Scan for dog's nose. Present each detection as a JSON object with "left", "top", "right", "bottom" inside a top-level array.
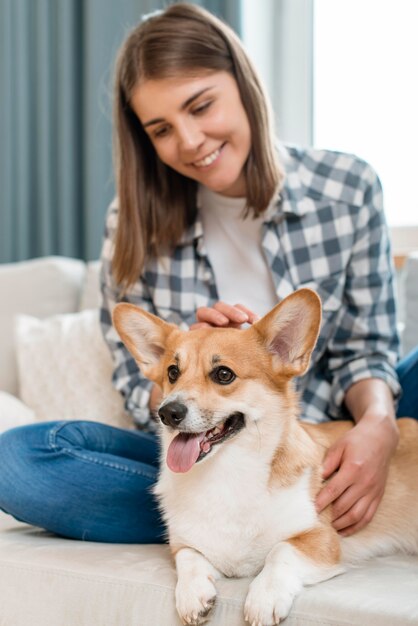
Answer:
[{"left": 158, "top": 401, "right": 188, "bottom": 427}]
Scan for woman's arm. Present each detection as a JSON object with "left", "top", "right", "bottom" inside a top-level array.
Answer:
[
  {"left": 324, "top": 162, "right": 401, "bottom": 420},
  {"left": 99, "top": 201, "right": 158, "bottom": 431},
  {"left": 313, "top": 159, "right": 402, "bottom": 534},
  {"left": 316, "top": 378, "right": 399, "bottom": 535}
]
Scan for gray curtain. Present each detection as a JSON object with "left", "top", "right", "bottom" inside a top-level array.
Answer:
[{"left": 0, "top": 0, "right": 242, "bottom": 264}]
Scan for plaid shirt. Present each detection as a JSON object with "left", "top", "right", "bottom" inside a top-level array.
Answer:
[{"left": 100, "top": 144, "right": 401, "bottom": 431}]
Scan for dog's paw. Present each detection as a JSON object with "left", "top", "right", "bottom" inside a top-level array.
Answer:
[
  {"left": 244, "top": 575, "right": 298, "bottom": 626},
  {"left": 176, "top": 575, "right": 217, "bottom": 625}
]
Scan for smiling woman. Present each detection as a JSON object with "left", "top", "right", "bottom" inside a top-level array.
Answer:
[{"left": 112, "top": 4, "right": 281, "bottom": 289}]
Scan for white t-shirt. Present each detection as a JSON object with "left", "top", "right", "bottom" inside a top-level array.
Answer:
[{"left": 198, "top": 186, "right": 278, "bottom": 317}]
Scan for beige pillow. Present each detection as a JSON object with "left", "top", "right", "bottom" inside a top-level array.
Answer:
[
  {"left": 0, "top": 256, "right": 86, "bottom": 396},
  {"left": 0, "top": 391, "right": 36, "bottom": 434},
  {"left": 15, "top": 309, "right": 132, "bottom": 429}
]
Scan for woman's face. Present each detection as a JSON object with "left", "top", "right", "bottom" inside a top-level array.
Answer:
[{"left": 131, "top": 71, "right": 252, "bottom": 198}]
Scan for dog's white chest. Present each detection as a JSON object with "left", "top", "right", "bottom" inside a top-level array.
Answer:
[{"left": 156, "top": 458, "right": 317, "bottom": 578}]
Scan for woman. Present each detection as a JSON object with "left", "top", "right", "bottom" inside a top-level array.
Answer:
[{"left": 0, "top": 3, "right": 417, "bottom": 544}]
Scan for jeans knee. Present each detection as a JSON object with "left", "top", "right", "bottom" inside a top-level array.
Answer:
[
  {"left": 49, "top": 420, "right": 92, "bottom": 451},
  {"left": 0, "top": 421, "right": 80, "bottom": 524},
  {"left": 0, "top": 424, "right": 40, "bottom": 513},
  {"left": 48, "top": 420, "right": 118, "bottom": 456},
  {"left": 0, "top": 424, "right": 33, "bottom": 468},
  {"left": 0, "top": 421, "right": 65, "bottom": 484}
]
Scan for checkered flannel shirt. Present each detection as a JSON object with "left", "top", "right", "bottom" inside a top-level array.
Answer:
[{"left": 100, "top": 144, "right": 401, "bottom": 431}]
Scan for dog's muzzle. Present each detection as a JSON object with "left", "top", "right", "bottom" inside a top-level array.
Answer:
[{"left": 160, "top": 408, "right": 246, "bottom": 473}]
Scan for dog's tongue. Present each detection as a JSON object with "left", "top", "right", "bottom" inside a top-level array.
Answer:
[{"left": 167, "top": 432, "right": 205, "bottom": 473}]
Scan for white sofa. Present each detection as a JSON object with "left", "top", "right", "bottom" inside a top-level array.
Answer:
[{"left": 1, "top": 255, "right": 418, "bottom": 626}]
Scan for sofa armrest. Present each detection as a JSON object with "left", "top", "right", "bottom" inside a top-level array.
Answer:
[
  {"left": 402, "top": 252, "right": 418, "bottom": 355},
  {"left": 0, "top": 391, "right": 36, "bottom": 434}
]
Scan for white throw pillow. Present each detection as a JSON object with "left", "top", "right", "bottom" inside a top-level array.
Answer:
[
  {"left": 15, "top": 309, "right": 132, "bottom": 429},
  {"left": 0, "top": 256, "right": 86, "bottom": 396},
  {"left": 0, "top": 391, "right": 36, "bottom": 434}
]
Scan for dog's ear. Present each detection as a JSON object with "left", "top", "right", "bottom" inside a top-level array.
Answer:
[
  {"left": 253, "top": 289, "right": 322, "bottom": 377},
  {"left": 112, "top": 303, "right": 175, "bottom": 378}
]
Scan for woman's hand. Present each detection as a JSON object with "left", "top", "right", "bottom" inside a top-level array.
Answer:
[
  {"left": 316, "top": 416, "right": 397, "bottom": 535},
  {"left": 190, "top": 301, "right": 260, "bottom": 330},
  {"left": 316, "top": 386, "right": 399, "bottom": 536}
]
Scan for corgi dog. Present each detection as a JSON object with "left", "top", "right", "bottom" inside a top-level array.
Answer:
[{"left": 113, "top": 289, "right": 418, "bottom": 626}]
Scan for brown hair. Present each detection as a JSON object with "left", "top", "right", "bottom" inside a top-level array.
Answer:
[{"left": 113, "top": 3, "right": 283, "bottom": 289}]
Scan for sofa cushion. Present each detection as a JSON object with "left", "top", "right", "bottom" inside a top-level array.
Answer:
[
  {"left": 15, "top": 309, "right": 131, "bottom": 429},
  {"left": 0, "top": 256, "right": 86, "bottom": 395},
  {"left": 0, "top": 512, "right": 417, "bottom": 626},
  {"left": 0, "top": 391, "right": 36, "bottom": 434}
]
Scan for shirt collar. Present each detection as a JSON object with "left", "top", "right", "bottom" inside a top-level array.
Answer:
[{"left": 178, "top": 143, "right": 314, "bottom": 244}]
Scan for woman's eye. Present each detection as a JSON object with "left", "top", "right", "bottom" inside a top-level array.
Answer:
[
  {"left": 168, "top": 365, "right": 180, "bottom": 384},
  {"left": 211, "top": 366, "right": 236, "bottom": 385},
  {"left": 192, "top": 101, "right": 212, "bottom": 115},
  {"left": 153, "top": 125, "right": 170, "bottom": 138}
]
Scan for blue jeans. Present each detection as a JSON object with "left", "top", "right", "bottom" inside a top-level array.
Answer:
[{"left": 0, "top": 347, "right": 417, "bottom": 544}]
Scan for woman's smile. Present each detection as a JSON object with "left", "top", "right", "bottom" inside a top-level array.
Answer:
[{"left": 192, "top": 144, "right": 224, "bottom": 168}]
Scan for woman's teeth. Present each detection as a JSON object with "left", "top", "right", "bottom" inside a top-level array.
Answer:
[{"left": 194, "top": 147, "right": 221, "bottom": 168}]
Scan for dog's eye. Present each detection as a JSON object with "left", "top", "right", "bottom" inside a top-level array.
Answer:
[
  {"left": 167, "top": 365, "right": 180, "bottom": 384},
  {"left": 211, "top": 366, "right": 236, "bottom": 385}
]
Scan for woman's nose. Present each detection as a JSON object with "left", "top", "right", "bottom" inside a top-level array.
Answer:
[{"left": 177, "top": 120, "right": 204, "bottom": 153}]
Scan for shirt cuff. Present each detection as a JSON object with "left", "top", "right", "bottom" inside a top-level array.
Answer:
[{"left": 329, "top": 358, "right": 401, "bottom": 419}]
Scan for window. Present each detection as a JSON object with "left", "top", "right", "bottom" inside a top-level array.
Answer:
[
  {"left": 314, "top": 0, "right": 418, "bottom": 248},
  {"left": 242, "top": 0, "right": 418, "bottom": 253}
]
